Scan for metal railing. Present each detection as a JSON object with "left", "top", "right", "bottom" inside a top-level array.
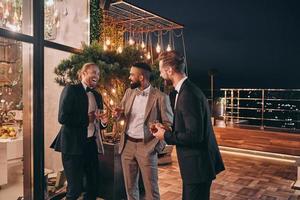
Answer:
[{"left": 219, "top": 89, "right": 300, "bottom": 132}]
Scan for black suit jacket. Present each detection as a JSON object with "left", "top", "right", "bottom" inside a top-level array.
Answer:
[
  {"left": 50, "top": 83, "right": 104, "bottom": 155},
  {"left": 164, "top": 79, "right": 225, "bottom": 184}
]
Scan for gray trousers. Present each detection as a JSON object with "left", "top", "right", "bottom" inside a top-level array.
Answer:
[{"left": 121, "top": 140, "right": 160, "bottom": 200}]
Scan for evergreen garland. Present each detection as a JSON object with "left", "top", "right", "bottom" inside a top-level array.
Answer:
[{"left": 90, "top": 0, "right": 102, "bottom": 43}]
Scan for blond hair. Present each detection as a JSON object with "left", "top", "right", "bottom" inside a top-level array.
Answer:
[{"left": 77, "top": 62, "right": 98, "bottom": 80}]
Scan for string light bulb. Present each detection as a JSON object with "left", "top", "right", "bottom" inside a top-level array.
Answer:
[
  {"left": 129, "top": 37, "right": 135, "bottom": 45},
  {"left": 141, "top": 41, "right": 145, "bottom": 48},
  {"left": 166, "top": 44, "right": 172, "bottom": 52},
  {"left": 156, "top": 44, "right": 161, "bottom": 53},
  {"left": 146, "top": 52, "right": 151, "bottom": 60}
]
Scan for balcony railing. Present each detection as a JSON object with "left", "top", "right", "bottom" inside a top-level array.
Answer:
[{"left": 218, "top": 89, "right": 300, "bottom": 132}]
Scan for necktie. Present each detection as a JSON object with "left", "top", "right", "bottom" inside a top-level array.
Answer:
[{"left": 169, "top": 89, "right": 178, "bottom": 111}]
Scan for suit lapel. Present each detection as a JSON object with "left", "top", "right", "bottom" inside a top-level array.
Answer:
[
  {"left": 144, "top": 86, "right": 156, "bottom": 120},
  {"left": 174, "top": 79, "right": 188, "bottom": 112},
  {"left": 124, "top": 90, "right": 136, "bottom": 117}
]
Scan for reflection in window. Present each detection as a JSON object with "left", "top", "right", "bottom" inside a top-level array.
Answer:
[{"left": 0, "top": 0, "right": 22, "bottom": 32}]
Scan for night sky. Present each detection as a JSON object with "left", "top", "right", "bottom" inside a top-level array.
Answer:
[{"left": 127, "top": 0, "right": 300, "bottom": 90}]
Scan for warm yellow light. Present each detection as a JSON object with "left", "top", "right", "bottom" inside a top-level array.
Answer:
[
  {"left": 129, "top": 37, "right": 135, "bottom": 45},
  {"left": 141, "top": 41, "right": 145, "bottom": 48},
  {"left": 120, "top": 120, "right": 125, "bottom": 126},
  {"left": 109, "top": 99, "right": 114, "bottom": 106},
  {"left": 105, "top": 38, "right": 111, "bottom": 46},
  {"left": 166, "top": 44, "right": 172, "bottom": 52},
  {"left": 156, "top": 44, "right": 161, "bottom": 53},
  {"left": 111, "top": 88, "right": 116, "bottom": 94},
  {"left": 117, "top": 46, "right": 123, "bottom": 53},
  {"left": 103, "top": 44, "right": 108, "bottom": 51},
  {"left": 146, "top": 52, "right": 151, "bottom": 60}
]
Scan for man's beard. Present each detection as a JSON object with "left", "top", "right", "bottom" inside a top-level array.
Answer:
[
  {"left": 164, "top": 79, "right": 173, "bottom": 86},
  {"left": 130, "top": 81, "right": 141, "bottom": 89}
]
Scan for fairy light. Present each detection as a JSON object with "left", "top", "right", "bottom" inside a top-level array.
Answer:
[
  {"left": 141, "top": 41, "right": 145, "bottom": 48},
  {"left": 103, "top": 44, "right": 108, "bottom": 51},
  {"left": 120, "top": 120, "right": 125, "bottom": 126},
  {"left": 111, "top": 88, "right": 116, "bottom": 94},
  {"left": 117, "top": 46, "right": 123, "bottom": 53},
  {"left": 105, "top": 38, "right": 111, "bottom": 46}
]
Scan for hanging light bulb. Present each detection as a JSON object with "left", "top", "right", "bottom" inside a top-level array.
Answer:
[
  {"left": 129, "top": 37, "right": 135, "bottom": 45},
  {"left": 141, "top": 41, "right": 145, "bottom": 49},
  {"left": 156, "top": 44, "right": 161, "bottom": 53},
  {"left": 105, "top": 38, "right": 111, "bottom": 46},
  {"left": 146, "top": 52, "right": 151, "bottom": 60},
  {"left": 166, "top": 44, "right": 172, "bottom": 52},
  {"left": 117, "top": 46, "right": 123, "bottom": 53}
]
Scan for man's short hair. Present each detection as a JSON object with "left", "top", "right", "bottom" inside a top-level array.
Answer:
[
  {"left": 132, "top": 62, "right": 152, "bottom": 80},
  {"left": 158, "top": 51, "right": 185, "bottom": 73},
  {"left": 132, "top": 62, "right": 152, "bottom": 72}
]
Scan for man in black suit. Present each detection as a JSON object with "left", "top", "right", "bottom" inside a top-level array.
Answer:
[
  {"left": 153, "top": 51, "right": 225, "bottom": 200},
  {"left": 51, "top": 63, "right": 108, "bottom": 200}
]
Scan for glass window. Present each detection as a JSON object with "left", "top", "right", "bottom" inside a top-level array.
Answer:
[
  {"left": 0, "top": 0, "right": 33, "bottom": 35},
  {"left": 0, "top": 36, "right": 33, "bottom": 199},
  {"left": 44, "top": 0, "right": 89, "bottom": 48},
  {"left": 44, "top": 47, "right": 71, "bottom": 199}
]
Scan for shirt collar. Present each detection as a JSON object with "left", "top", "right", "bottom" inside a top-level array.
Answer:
[
  {"left": 81, "top": 81, "right": 88, "bottom": 90},
  {"left": 174, "top": 77, "right": 187, "bottom": 93},
  {"left": 136, "top": 85, "right": 151, "bottom": 96}
]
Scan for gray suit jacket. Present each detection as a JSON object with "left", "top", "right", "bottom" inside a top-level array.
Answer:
[{"left": 118, "top": 86, "right": 173, "bottom": 154}]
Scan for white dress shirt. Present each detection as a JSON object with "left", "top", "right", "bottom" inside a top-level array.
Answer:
[
  {"left": 82, "top": 82, "right": 97, "bottom": 138},
  {"left": 126, "top": 85, "right": 151, "bottom": 139},
  {"left": 174, "top": 76, "right": 188, "bottom": 109}
]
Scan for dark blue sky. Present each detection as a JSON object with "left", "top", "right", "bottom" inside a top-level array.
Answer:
[{"left": 127, "top": 0, "right": 300, "bottom": 89}]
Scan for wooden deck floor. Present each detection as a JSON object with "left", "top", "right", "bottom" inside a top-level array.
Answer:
[{"left": 158, "top": 151, "right": 300, "bottom": 200}]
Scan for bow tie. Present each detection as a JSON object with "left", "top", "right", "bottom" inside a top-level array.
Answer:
[
  {"left": 86, "top": 87, "right": 93, "bottom": 93},
  {"left": 136, "top": 90, "right": 149, "bottom": 96}
]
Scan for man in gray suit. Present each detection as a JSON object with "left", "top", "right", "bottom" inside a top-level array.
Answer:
[{"left": 113, "top": 62, "right": 173, "bottom": 200}]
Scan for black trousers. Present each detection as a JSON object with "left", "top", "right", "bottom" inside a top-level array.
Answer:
[
  {"left": 62, "top": 138, "right": 99, "bottom": 200},
  {"left": 182, "top": 181, "right": 212, "bottom": 200}
]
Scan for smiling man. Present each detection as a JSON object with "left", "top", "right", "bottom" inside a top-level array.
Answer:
[
  {"left": 113, "top": 62, "right": 173, "bottom": 200},
  {"left": 51, "top": 63, "right": 108, "bottom": 200}
]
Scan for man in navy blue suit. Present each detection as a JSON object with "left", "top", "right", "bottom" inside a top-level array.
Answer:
[
  {"left": 153, "top": 51, "right": 225, "bottom": 200},
  {"left": 51, "top": 63, "right": 108, "bottom": 200}
]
